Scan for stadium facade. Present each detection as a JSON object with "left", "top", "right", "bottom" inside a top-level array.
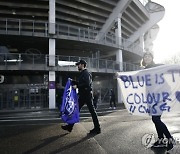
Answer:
[{"left": 0, "top": 0, "right": 165, "bottom": 110}]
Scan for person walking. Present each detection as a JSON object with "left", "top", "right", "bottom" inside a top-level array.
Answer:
[
  {"left": 141, "top": 52, "right": 174, "bottom": 151},
  {"left": 93, "top": 90, "right": 99, "bottom": 110},
  {"left": 109, "top": 89, "right": 116, "bottom": 109},
  {"left": 61, "top": 59, "right": 101, "bottom": 135}
]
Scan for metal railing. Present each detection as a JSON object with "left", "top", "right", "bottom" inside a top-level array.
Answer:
[
  {"left": 0, "top": 18, "right": 48, "bottom": 37},
  {"left": 0, "top": 88, "right": 48, "bottom": 110},
  {"left": 0, "top": 53, "right": 140, "bottom": 72},
  {"left": 0, "top": 18, "right": 144, "bottom": 56}
]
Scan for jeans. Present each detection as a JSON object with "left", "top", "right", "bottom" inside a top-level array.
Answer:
[{"left": 152, "top": 115, "right": 172, "bottom": 139}]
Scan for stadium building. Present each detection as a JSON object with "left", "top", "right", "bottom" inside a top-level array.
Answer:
[{"left": 0, "top": 0, "right": 164, "bottom": 110}]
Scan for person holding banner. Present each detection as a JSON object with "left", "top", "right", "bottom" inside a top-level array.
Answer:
[
  {"left": 141, "top": 52, "right": 174, "bottom": 151},
  {"left": 61, "top": 59, "right": 101, "bottom": 135}
]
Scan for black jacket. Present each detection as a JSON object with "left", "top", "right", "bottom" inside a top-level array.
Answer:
[{"left": 72, "top": 69, "right": 92, "bottom": 94}]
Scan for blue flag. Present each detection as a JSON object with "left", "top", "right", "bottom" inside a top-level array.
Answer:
[{"left": 61, "top": 78, "right": 79, "bottom": 124}]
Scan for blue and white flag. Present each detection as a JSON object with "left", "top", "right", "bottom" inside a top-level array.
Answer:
[
  {"left": 117, "top": 64, "right": 180, "bottom": 116},
  {"left": 61, "top": 78, "right": 79, "bottom": 124}
]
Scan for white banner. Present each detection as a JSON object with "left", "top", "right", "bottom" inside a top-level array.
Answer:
[{"left": 117, "top": 64, "right": 180, "bottom": 116}]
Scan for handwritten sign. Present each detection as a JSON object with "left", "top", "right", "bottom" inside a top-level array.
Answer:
[{"left": 117, "top": 64, "right": 180, "bottom": 116}]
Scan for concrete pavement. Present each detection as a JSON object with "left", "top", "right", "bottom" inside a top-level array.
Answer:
[
  {"left": 82, "top": 110, "right": 180, "bottom": 154},
  {"left": 0, "top": 121, "right": 106, "bottom": 154},
  {"left": 0, "top": 103, "right": 116, "bottom": 154},
  {"left": 0, "top": 104, "right": 180, "bottom": 154}
]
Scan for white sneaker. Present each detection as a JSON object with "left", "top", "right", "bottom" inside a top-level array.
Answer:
[
  {"left": 113, "top": 107, "right": 116, "bottom": 110},
  {"left": 109, "top": 107, "right": 112, "bottom": 109}
]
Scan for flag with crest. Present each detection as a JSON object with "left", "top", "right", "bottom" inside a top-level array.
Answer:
[{"left": 61, "top": 78, "right": 79, "bottom": 124}]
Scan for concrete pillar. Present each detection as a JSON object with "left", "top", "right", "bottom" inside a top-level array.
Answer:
[
  {"left": 139, "top": 35, "right": 144, "bottom": 52},
  {"left": 115, "top": 14, "right": 123, "bottom": 71},
  {"left": 115, "top": 14, "right": 123, "bottom": 104},
  {"left": 49, "top": 39, "right": 56, "bottom": 66},
  {"left": 48, "top": 0, "right": 56, "bottom": 109},
  {"left": 49, "top": 0, "right": 55, "bottom": 34},
  {"left": 49, "top": 71, "right": 56, "bottom": 109}
]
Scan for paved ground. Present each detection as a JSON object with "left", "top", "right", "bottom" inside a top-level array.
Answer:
[
  {"left": 0, "top": 107, "right": 180, "bottom": 154},
  {"left": 82, "top": 110, "right": 180, "bottom": 154},
  {"left": 0, "top": 123, "right": 106, "bottom": 154}
]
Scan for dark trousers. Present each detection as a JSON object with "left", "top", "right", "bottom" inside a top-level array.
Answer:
[
  {"left": 152, "top": 115, "right": 172, "bottom": 139},
  {"left": 68, "top": 92, "right": 100, "bottom": 129},
  {"left": 93, "top": 99, "right": 98, "bottom": 109},
  {"left": 110, "top": 99, "right": 116, "bottom": 107}
]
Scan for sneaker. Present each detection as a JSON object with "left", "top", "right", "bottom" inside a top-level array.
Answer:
[
  {"left": 89, "top": 128, "right": 101, "bottom": 135},
  {"left": 167, "top": 137, "right": 175, "bottom": 151},
  {"left": 168, "top": 137, "right": 176, "bottom": 145},
  {"left": 113, "top": 107, "right": 116, "bottom": 110},
  {"left": 167, "top": 143, "right": 173, "bottom": 151},
  {"left": 61, "top": 125, "right": 73, "bottom": 132},
  {"left": 109, "top": 107, "right": 112, "bottom": 109},
  {"left": 152, "top": 139, "right": 167, "bottom": 148}
]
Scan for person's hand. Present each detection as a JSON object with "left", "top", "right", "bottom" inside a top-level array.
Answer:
[
  {"left": 72, "top": 85, "right": 77, "bottom": 89},
  {"left": 68, "top": 78, "right": 72, "bottom": 81}
]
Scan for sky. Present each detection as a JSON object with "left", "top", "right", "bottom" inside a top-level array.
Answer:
[{"left": 152, "top": 0, "right": 180, "bottom": 63}]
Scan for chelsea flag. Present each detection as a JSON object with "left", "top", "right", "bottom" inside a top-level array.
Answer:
[{"left": 61, "top": 78, "right": 79, "bottom": 124}]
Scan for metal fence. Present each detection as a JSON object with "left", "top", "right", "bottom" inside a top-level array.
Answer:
[
  {"left": 0, "top": 53, "right": 140, "bottom": 72},
  {"left": 0, "top": 18, "right": 144, "bottom": 56},
  {"left": 0, "top": 88, "right": 48, "bottom": 110}
]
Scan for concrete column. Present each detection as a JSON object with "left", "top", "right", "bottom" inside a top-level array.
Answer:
[
  {"left": 139, "top": 35, "right": 144, "bottom": 52},
  {"left": 49, "top": 39, "right": 56, "bottom": 109},
  {"left": 49, "top": 71, "right": 56, "bottom": 109},
  {"left": 115, "top": 14, "right": 123, "bottom": 71},
  {"left": 115, "top": 14, "right": 123, "bottom": 104},
  {"left": 49, "top": 0, "right": 55, "bottom": 34},
  {"left": 48, "top": 0, "right": 56, "bottom": 109},
  {"left": 49, "top": 39, "right": 56, "bottom": 66}
]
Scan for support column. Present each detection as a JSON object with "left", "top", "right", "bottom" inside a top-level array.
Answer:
[
  {"left": 115, "top": 14, "right": 123, "bottom": 103},
  {"left": 139, "top": 35, "right": 144, "bottom": 53},
  {"left": 115, "top": 14, "right": 123, "bottom": 71},
  {"left": 48, "top": 0, "right": 56, "bottom": 109},
  {"left": 49, "top": 71, "right": 56, "bottom": 109},
  {"left": 49, "top": 0, "right": 55, "bottom": 34},
  {"left": 49, "top": 39, "right": 56, "bottom": 66}
]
